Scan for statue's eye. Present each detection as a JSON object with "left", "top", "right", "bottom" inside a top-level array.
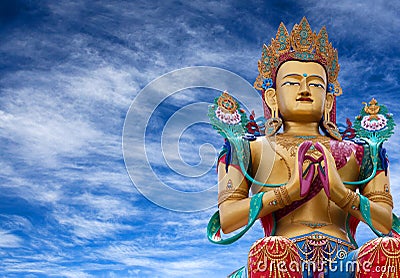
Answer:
[
  {"left": 282, "top": 81, "right": 300, "bottom": 87},
  {"left": 309, "top": 83, "right": 325, "bottom": 89}
]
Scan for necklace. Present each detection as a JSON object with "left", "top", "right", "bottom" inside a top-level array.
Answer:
[{"left": 274, "top": 134, "right": 331, "bottom": 157}]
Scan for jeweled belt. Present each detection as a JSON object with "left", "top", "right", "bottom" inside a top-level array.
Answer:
[{"left": 290, "top": 231, "right": 356, "bottom": 274}]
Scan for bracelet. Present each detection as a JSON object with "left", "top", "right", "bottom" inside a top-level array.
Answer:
[
  {"left": 273, "top": 188, "right": 285, "bottom": 208},
  {"left": 271, "top": 186, "right": 292, "bottom": 208},
  {"left": 337, "top": 189, "right": 359, "bottom": 211},
  {"left": 349, "top": 192, "right": 359, "bottom": 211},
  {"left": 336, "top": 189, "right": 353, "bottom": 209},
  {"left": 279, "top": 186, "right": 292, "bottom": 206}
]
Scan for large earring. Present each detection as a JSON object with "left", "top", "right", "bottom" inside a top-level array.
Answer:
[
  {"left": 265, "top": 106, "right": 282, "bottom": 137},
  {"left": 323, "top": 106, "right": 342, "bottom": 141}
]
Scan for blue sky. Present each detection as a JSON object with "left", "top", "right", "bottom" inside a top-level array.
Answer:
[{"left": 0, "top": 0, "right": 399, "bottom": 277}]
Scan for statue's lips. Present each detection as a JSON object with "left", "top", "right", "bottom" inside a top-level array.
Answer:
[{"left": 296, "top": 97, "right": 313, "bottom": 102}]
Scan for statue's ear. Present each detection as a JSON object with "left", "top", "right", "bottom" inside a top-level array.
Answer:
[
  {"left": 325, "top": 93, "right": 334, "bottom": 113},
  {"left": 264, "top": 88, "right": 278, "bottom": 112}
]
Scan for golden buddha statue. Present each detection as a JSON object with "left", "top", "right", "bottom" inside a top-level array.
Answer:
[{"left": 207, "top": 17, "right": 400, "bottom": 278}]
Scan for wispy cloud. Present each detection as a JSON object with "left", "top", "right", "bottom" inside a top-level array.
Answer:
[{"left": 0, "top": 229, "right": 22, "bottom": 248}]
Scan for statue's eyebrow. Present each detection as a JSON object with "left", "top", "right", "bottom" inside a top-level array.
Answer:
[
  {"left": 308, "top": 74, "right": 325, "bottom": 82},
  {"left": 282, "top": 73, "right": 325, "bottom": 82},
  {"left": 282, "top": 73, "right": 302, "bottom": 79}
]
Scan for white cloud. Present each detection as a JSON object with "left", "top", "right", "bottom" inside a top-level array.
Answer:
[
  {"left": 0, "top": 99, "right": 102, "bottom": 168},
  {"left": 73, "top": 193, "right": 139, "bottom": 220},
  {"left": 54, "top": 213, "right": 133, "bottom": 240},
  {"left": 305, "top": 0, "right": 400, "bottom": 48},
  {"left": 0, "top": 229, "right": 23, "bottom": 248}
]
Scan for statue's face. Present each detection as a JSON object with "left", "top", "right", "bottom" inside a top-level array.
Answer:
[{"left": 275, "top": 60, "right": 328, "bottom": 122}]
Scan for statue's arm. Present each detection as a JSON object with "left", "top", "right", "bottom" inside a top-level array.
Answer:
[
  {"left": 359, "top": 170, "right": 393, "bottom": 233},
  {"left": 334, "top": 164, "right": 393, "bottom": 234},
  {"left": 337, "top": 171, "right": 393, "bottom": 234},
  {"left": 319, "top": 143, "right": 393, "bottom": 234},
  {"left": 218, "top": 162, "right": 283, "bottom": 234},
  {"left": 218, "top": 139, "right": 303, "bottom": 234}
]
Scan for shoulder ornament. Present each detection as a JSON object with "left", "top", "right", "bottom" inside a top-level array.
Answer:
[
  {"left": 208, "top": 91, "right": 285, "bottom": 187},
  {"left": 343, "top": 98, "right": 394, "bottom": 186}
]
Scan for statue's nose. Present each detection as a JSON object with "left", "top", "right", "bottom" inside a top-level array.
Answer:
[
  {"left": 300, "top": 90, "right": 311, "bottom": 97},
  {"left": 299, "top": 79, "right": 310, "bottom": 96}
]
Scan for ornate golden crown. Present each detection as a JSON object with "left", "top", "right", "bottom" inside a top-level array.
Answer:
[{"left": 254, "top": 17, "right": 342, "bottom": 96}]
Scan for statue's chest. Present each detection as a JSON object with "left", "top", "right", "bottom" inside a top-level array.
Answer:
[
  {"left": 274, "top": 136, "right": 363, "bottom": 171},
  {"left": 330, "top": 140, "right": 364, "bottom": 169}
]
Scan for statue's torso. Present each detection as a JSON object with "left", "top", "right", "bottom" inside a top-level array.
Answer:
[{"left": 250, "top": 134, "right": 363, "bottom": 241}]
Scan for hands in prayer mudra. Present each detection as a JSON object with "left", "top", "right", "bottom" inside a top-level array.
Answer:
[{"left": 207, "top": 17, "right": 400, "bottom": 278}]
